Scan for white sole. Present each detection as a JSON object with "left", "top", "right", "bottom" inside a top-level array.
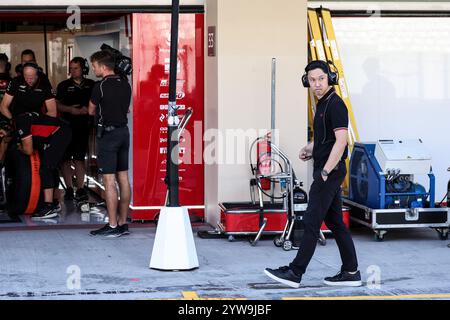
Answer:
[
  {"left": 105, "top": 233, "right": 123, "bottom": 238},
  {"left": 31, "top": 213, "right": 58, "bottom": 220},
  {"left": 264, "top": 269, "right": 301, "bottom": 289},
  {"left": 323, "top": 280, "right": 363, "bottom": 287}
]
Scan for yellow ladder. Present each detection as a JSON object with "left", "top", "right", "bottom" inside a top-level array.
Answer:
[{"left": 307, "top": 7, "right": 360, "bottom": 192}]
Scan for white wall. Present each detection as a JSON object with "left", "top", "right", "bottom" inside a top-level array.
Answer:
[
  {"left": 205, "top": 0, "right": 308, "bottom": 226},
  {"left": 0, "top": 32, "right": 74, "bottom": 87},
  {"left": 74, "top": 33, "right": 120, "bottom": 80},
  {"left": 0, "top": 33, "right": 46, "bottom": 74},
  {"left": 333, "top": 16, "right": 450, "bottom": 201}
]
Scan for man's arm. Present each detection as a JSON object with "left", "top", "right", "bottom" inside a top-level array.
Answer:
[
  {"left": 88, "top": 100, "right": 97, "bottom": 116},
  {"left": 45, "top": 98, "right": 57, "bottom": 117},
  {"left": 0, "top": 94, "right": 14, "bottom": 120},
  {"left": 322, "top": 129, "right": 347, "bottom": 177},
  {"left": 19, "top": 136, "right": 33, "bottom": 156},
  {"left": 57, "top": 100, "right": 80, "bottom": 114}
]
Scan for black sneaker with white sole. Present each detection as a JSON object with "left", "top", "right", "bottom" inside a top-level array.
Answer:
[
  {"left": 52, "top": 201, "right": 62, "bottom": 213},
  {"left": 31, "top": 203, "right": 58, "bottom": 220},
  {"left": 264, "top": 266, "right": 302, "bottom": 288},
  {"left": 324, "top": 270, "right": 363, "bottom": 287},
  {"left": 90, "top": 224, "right": 122, "bottom": 237},
  {"left": 118, "top": 224, "right": 130, "bottom": 236},
  {"left": 75, "top": 188, "right": 89, "bottom": 202}
]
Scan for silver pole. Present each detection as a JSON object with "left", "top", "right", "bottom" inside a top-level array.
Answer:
[
  {"left": 270, "top": 58, "right": 276, "bottom": 203},
  {"left": 271, "top": 58, "right": 276, "bottom": 132}
]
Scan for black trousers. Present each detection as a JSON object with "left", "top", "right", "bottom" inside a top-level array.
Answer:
[
  {"left": 39, "top": 122, "right": 72, "bottom": 189},
  {"left": 289, "top": 161, "right": 358, "bottom": 275}
]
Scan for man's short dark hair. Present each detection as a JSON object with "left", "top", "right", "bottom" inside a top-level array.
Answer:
[
  {"left": 305, "top": 60, "right": 330, "bottom": 75},
  {"left": 21, "top": 49, "right": 36, "bottom": 61},
  {"left": 71, "top": 57, "right": 85, "bottom": 66},
  {"left": 90, "top": 51, "right": 115, "bottom": 71},
  {"left": 0, "top": 53, "right": 8, "bottom": 63}
]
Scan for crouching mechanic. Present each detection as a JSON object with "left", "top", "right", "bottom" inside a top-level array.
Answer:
[{"left": 14, "top": 112, "right": 71, "bottom": 219}]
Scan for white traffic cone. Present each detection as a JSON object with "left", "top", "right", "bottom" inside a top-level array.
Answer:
[{"left": 149, "top": 206, "right": 199, "bottom": 270}]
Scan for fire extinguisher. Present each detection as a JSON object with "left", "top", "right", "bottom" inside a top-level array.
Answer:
[{"left": 257, "top": 136, "right": 272, "bottom": 191}]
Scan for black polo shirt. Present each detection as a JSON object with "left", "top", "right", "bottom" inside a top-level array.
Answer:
[
  {"left": 90, "top": 75, "right": 131, "bottom": 127},
  {"left": 56, "top": 77, "right": 95, "bottom": 124},
  {"left": 312, "top": 88, "right": 349, "bottom": 169},
  {"left": 6, "top": 75, "right": 55, "bottom": 118}
]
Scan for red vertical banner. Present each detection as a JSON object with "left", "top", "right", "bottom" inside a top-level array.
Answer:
[{"left": 130, "top": 13, "right": 205, "bottom": 221}]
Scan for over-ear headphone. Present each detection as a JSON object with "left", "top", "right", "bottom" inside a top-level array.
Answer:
[
  {"left": 302, "top": 60, "right": 339, "bottom": 88},
  {"left": 71, "top": 57, "right": 89, "bottom": 76}
]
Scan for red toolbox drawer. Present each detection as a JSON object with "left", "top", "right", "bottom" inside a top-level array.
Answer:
[
  {"left": 321, "top": 206, "right": 351, "bottom": 231},
  {"left": 220, "top": 202, "right": 287, "bottom": 233}
]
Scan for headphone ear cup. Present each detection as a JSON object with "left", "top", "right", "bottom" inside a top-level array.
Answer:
[
  {"left": 328, "top": 71, "right": 338, "bottom": 86},
  {"left": 302, "top": 73, "right": 310, "bottom": 88}
]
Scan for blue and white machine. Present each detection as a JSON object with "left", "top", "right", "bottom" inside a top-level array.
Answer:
[{"left": 345, "top": 140, "right": 449, "bottom": 241}]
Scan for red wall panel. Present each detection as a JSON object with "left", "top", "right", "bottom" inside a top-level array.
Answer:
[{"left": 131, "top": 13, "right": 204, "bottom": 221}]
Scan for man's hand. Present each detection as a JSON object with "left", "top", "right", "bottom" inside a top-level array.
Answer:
[
  {"left": 79, "top": 107, "right": 88, "bottom": 115},
  {"left": 299, "top": 147, "right": 312, "bottom": 162},
  {"left": 321, "top": 172, "right": 328, "bottom": 182},
  {"left": 299, "top": 142, "right": 314, "bottom": 162},
  {"left": 71, "top": 107, "right": 88, "bottom": 115}
]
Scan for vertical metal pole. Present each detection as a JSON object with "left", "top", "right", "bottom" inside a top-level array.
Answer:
[
  {"left": 270, "top": 58, "right": 276, "bottom": 203},
  {"left": 271, "top": 58, "right": 276, "bottom": 132},
  {"left": 166, "top": 0, "right": 180, "bottom": 207},
  {"left": 43, "top": 19, "right": 49, "bottom": 75}
]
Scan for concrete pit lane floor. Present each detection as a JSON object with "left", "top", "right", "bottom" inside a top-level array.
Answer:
[{"left": 0, "top": 222, "right": 449, "bottom": 300}]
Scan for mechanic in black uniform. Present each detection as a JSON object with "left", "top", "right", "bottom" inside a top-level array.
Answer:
[
  {"left": 4, "top": 112, "right": 71, "bottom": 219},
  {"left": 0, "top": 62, "right": 57, "bottom": 119},
  {"left": 56, "top": 57, "right": 95, "bottom": 201},
  {"left": 0, "top": 61, "right": 59, "bottom": 215},
  {"left": 88, "top": 50, "right": 131, "bottom": 238},
  {"left": 265, "top": 60, "right": 361, "bottom": 288},
  {"left": 0, "top": 53, "right": 12, "bottom": 101}
]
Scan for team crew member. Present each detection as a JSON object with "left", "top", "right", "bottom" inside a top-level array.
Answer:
[
  {"left": 56, "top": 57, "right": 95, "bottom": 201},
  {"left": 0, "top": 62, "right": 56, "bottom": 120},
  {"left": 0, "top": 53, "right": 12, "bottom": 100},
  {"left": 21, "top": 49, "right": 36, "bottom": 65},
  {"left": 13, "top": 112, "right": 71, "bottom": 219},
  {"left": 0, "top": 114, "right": 12, "bottom": 165},
  {"left": 265, "top": 60, "right": 361, "bottom": 288},
  {"left": 88, "top": 50, "right": 131, "bottom": 238},
  {"left": 14, "top": 64, "right": 22, "bottom": 78}
]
